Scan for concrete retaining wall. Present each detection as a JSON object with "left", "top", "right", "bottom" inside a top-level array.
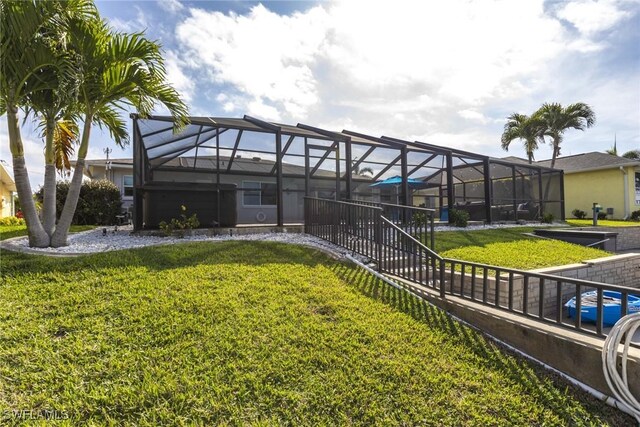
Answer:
[{"left": 573, "top": 225, "right": 640, "bottom": 251}]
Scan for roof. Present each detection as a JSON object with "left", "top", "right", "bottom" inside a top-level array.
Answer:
[{"left": 534, "top": 152, "right": 640, "bottom": 173}]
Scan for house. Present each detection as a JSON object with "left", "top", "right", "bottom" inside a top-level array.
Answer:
[
  {"left": 0, "top": 160, "right": 16, "bottom": 218},
  {"left": 513, "top": 152, "right": 640, "bottom": 220}
]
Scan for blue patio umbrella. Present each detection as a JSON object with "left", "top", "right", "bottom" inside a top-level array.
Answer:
[{"left": 369, "top": 176, "right": 427, "bottom": 188}]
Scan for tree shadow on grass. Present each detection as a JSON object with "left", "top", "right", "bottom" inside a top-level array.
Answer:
[{"left": 330, "top": 262, "right": 633, "bottom": 426}]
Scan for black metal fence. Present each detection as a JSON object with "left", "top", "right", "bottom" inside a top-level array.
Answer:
[{"left": 304, "top": 197, "right": 639, "bottom": 341}]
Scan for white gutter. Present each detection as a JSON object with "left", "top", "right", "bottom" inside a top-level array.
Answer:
[{"left": 620, "top": 166, "right": 629, "bottom": 220}]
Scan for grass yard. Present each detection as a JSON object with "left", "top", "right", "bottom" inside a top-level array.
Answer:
[
  {"left": 0, "top": 242, "right": 630, "bottom": 425},
  {"left": 566, "top": 219, "right": 640, "bottom": 227},
  {"left": 0, "top": 224, "right": 95, "bottom": 241},
  {"left": 433, "top": 227, "right": 610, "bottom": 270}
]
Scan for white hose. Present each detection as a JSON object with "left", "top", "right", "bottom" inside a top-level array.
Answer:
[{"left": 602, "top": 312, "right": 640, "bottom": 423}]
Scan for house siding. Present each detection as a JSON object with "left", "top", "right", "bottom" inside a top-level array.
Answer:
[{"left": 564, "top": 166, "right": 638, "bottom": 219}]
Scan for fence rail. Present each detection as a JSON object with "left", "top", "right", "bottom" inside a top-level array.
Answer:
[{"left": 304, "top": 196, "right": 639, "bottom": 342}]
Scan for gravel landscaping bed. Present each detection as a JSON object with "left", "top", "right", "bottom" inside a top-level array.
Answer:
[{"left": 0, "top": 225, "right": 369, "bottom": 261}]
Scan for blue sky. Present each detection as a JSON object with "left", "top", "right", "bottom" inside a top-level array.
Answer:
[{"left": 2, "top": 0, "right": 639, "bottom": 188}]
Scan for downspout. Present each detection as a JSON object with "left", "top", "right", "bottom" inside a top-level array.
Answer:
[{"left": 620, "top": 166, "right": 629, "bottom": 220}]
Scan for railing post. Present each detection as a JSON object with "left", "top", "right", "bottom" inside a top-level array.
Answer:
[
  {"left": 439, "top": 259, "right": 446, "bottom": 298},
  {"left": 376, "top": 212, "right": 383, "bottom": 272}
]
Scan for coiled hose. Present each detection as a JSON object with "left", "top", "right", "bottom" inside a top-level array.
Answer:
[{"left": 602, "top": 312, "right": 640, "bottom": 423}]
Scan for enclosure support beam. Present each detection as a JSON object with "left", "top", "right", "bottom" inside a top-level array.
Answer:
[
  {"left": 407, "top": 153, "right": 437, "bottom": 177},
  {"left": 226, "top": 130, "right": 244, "bottom": 172},
  {"left": 345, "top": 139, "right": 352, "bottom": 200},
  {"left": 446, "top": 152, "right": 454, "bottom": 224},
  {"left": 132, "top": 117, "right": 143, "bottom": 231},
  {"left": 270, "top": 135, "right": 295, "bottom": 175},
  {"left": 276, "top": 130, "right": 284, "bottom": 226},
  {"left": 350, "top": 146, "right": 375, "bottom": 175},
  {"left": 483, "top": 158, "right": 492, "bottom": 223},
  {"left": 372, "top": 154, "right": 402, "bottom": 181},
  {"left": 401, "top": 146, "right": 409, "bottom": 206},
  {"left": 310, "top": 142, "right": 338, "bottom": 177},
  {"left": 304, "top": 138, "right": 310, "bottom": 197},
  {"left": 538, "top": 170, "right": 544, "bottom": 219}
]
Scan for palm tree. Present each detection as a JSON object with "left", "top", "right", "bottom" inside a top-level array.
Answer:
[
  {"left": 50, "top": 19, "right": 188, "bottom": 247},
  {"left": 352, "top": 158, "right": 374, "bottom": 177},
  {"left": 500, "top": 113, "right": 543, "bottom": 164},
  {"left": 535, "top": 102, "right": 596, "bottom": 169},
  {"left": 0, "top": 0, "right": 95, "bottom": 247}
]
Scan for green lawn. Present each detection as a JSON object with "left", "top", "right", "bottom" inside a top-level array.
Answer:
[
  {"left": 434, "top": 227, "right": 610, "bottom": 270},
  {"left": 0, "top": 224, "right": 95, "bottom": 241},
  {"left": 566, "top": 219, "right": 640, "bottom": 227},
  {"left": 0, "top": 242, "right": 630, "bottom": 425}
]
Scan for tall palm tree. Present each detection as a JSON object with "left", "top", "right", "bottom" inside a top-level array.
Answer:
[
  {"left": 535, "top": 102, "right": 596, "bottom": 169},
  {"left": 500, "top": 113, "right": 543, "bottom": 164},
  {"left": 0, "top": 0, "right": 95, "bottom": 247},
  {"left": 50, "top": 19, "right": 188, "bottom": 247}
]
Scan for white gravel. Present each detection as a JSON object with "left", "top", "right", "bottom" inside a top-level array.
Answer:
[
  {"left": 1, "top": 226, "right": 371, "bottom": 262},
  {"left": 1, "top": 222, "right": 562, "bottom": 259},
  {"left": 433, "top": 221, "right": 565, "bottom": 232}
]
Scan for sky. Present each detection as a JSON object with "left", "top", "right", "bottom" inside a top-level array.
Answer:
[{"left": 1, "top": 0, "right": 639, "bottom": 188}]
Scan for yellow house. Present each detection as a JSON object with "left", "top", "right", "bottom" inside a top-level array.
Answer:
[
  {"left": 0, "top": 160, "right": 17, "bottom": 218},
  {"left": 537, "top": 152, "right": 640, "bottom": 220}
]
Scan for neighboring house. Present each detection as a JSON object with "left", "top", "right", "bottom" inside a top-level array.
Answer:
[
  {"left": 512, "top": 152, "right": 640, "bottom": 220},
  {"left": 74, "top": 158, "right": 135, "bottom": 211},
  {"left": 0, "top": 160, "right": 16, "bottom": 218}
]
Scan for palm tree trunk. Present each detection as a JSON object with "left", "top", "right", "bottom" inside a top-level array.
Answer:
[
  {"left": 6, "top": 105, "right": 49, "bottom": 247},
  {"left": 50, "top": 116, "right": 92, "bottom": 247},
  {"left": 542, "top": 136, "right": 560, "bottom": 218},
  {"left": 42, "top": 119, "right": 57, "bottom": 236}
]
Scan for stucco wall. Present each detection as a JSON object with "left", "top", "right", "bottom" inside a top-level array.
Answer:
[
  {"left": 0, "top": 185, "right": 14, "bottom": 218},
  {"left": 564, "top": 166, "right": 639, "bottom": 219}
]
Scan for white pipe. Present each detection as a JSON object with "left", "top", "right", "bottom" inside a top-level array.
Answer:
[
  {"left": 620, "top": 166, "right": 629, "bottom": 220},
  {"left": 344, "top": 254, "right": 638, "bottom": 419}
]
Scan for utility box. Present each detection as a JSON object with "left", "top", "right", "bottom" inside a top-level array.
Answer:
[{"left": 142, "top": 182, "right": 237, "bottom": 228}]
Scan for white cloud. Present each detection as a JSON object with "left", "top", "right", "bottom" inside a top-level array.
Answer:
[
  {"left": 106, "top": 6, "right": 149, "bottom": 33},
  {"left": 556, "top": 0, "right": 632, "bottom": 34},
  {"left": 157, "top": 0, "right": 184, "bottom": 14},
  {"left": 176, "top": 4, "right": 329, "bottom": 119},
  {"left": 164, "top": 50, "right": 195, "bottom": 103},
  {"left": 458, "top": 110, "right": 490, "bottom": 125}
]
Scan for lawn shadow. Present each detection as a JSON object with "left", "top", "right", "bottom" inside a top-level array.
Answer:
[{"left": 331, "top": 262, "right": 633, "bottom": 425}]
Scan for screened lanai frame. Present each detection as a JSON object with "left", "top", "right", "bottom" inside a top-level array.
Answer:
[{"left": 131, "top": 113, "right": 564, "bottom": 229}]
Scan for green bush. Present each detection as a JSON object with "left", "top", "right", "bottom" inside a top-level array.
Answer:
[
  {"left": 159, "top": 205, "right": 200, "bottom": 236},
  {"left": 541, "top": 212, "right": 554, "bottom": 223},
  {"left": 0, "top": 216, "right": 25, "bottom": 226},
  {"left": 36, "top": 180, "right": 122, "bottom": 225},
  {"left": 571, "top": 209, "right": 587, "bottom": 219},
  {"left": 631, "top": 210, "right": 640, "bottom": 221},
  {"left": 597, "top": 212, "right": 607, "bottom": 220},
  {"left": 449, "top": 208, "right": 469, "bottom": 227}
]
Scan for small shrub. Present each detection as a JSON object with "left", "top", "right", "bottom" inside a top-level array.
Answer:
[
  {"left": 0, "top": 216, "right": 25, "bottom": 226},
  {"left": 571, "top": 209, "right": 587, "bottom": 219},
  {"left": 541, "top": 212, "right": 554, "bottom": 224},
  {"left": 449, "top": 208, "right": 469, "bottom": 228},
  {"left": 36, "top": 180, "right": 122, "bottom": 225},
  {"left": 159, "top": 205, "right": 200, "bottom": 237},
  {"left": 631, "top": 210, "right": 640, "bottom": 221},
  {"left": 597, "top": 212, "right": 607, "bottom": 220}
]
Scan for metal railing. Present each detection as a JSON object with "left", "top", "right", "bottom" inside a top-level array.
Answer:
[
  {"left": 346, "top": 199, "right": 436, "bottom": 250},
  {"left": 304, "top": 197, "right": 639, "bottom": 342}
]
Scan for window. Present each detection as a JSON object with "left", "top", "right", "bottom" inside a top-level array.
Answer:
[
  {"left": 123, "top": 175, "right": 133, "bottom": 197},
  {"left": 635, "top": 172, "right": 640, "bottom": 205},
  {"left": 243, "top": 181, "right": 277, "bottom": 206}
]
